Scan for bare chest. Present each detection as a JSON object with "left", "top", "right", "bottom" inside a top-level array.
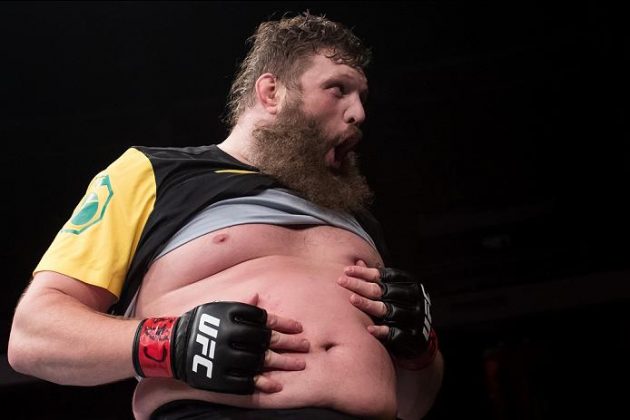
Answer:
[{"left": 139, "top": 223, "right": 381, "bottom": 301}]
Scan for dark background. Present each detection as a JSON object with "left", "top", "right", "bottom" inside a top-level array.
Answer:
[{"left": 1, "top": 2, "right": 628, "bottom": 419}]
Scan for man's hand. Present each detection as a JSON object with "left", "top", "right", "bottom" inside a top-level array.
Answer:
[
  {"left": 255, "top": 299, "right": 310, "bottom": 393},
  {"left": 133, "top": 295, "right": 308, "bottom": 394},
  {"left": 337, "top": 260, "right": 438, "bottom": 369}
]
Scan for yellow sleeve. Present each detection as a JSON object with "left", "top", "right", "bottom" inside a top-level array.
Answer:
[{"left": 34, "top": 148, "right": 156, "bottom": 299}]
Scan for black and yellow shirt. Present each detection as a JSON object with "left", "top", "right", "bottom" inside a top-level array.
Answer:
[{"left": 35, "top": 145, "right": 387, "bottom": 315}]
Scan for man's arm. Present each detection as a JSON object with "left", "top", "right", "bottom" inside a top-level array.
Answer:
[
  {"left": 8, "top": 271, "right": 138, "bottom": 385},
  {"left": 396, "top": 351, "right": 444, "bottom": 420},
  {"left": 8, "top": 271, "right": 309, "bottom": 391}
]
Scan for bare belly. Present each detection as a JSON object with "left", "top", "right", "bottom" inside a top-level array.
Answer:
[{"left": 131, "top": 225, "right": 397, "bottom": 420}]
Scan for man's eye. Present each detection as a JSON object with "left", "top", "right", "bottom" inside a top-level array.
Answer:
[{"left": 331, "top": 85, "right": 345, "bottom": 96}]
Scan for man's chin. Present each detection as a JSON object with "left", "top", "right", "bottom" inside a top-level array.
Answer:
[
  {"left": 255, "top": 152, "right": 372, "bottom": 213},
  {"left": 250, "top": 104, "right": 372, "bottom": 213},
  {"left": 299, "top": 154, "right": 373, "bottom": 213}
]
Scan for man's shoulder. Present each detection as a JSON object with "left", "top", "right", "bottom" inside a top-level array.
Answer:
[
  {"left": 131, "top": 144, "right": 219, "bottom": 160},
  {"left": 129, "top": 144, "right": 255, "bottom": 171}
]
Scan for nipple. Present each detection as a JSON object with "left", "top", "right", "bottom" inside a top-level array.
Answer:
[{"left": 213, "top": 233, "right": 229, "bottom": 244}]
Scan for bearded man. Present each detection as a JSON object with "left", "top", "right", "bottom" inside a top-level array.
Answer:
[{"left": 8, "top": 12, "right": 443, "bottom": 420}]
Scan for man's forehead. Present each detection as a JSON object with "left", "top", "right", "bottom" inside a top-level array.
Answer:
[
  {"left": 333, "top": 70, "right": 368, "bottom": 86},
  {"left": 303, "top": 54, "right": 368, "bottom": 88}
]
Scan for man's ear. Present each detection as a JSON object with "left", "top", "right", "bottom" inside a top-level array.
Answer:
[{"left": 255, "top": 73, "right": 285, "bottom": 115}]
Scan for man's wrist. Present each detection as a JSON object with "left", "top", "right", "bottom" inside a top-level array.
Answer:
[
  {"left": 395, "top": 329, "right": 439, "bottom": 370},
  {"left": 133, "top": 317, "right": 177, "bottom": 378}
]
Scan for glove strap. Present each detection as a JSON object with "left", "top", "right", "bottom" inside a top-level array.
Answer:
[
  {"left": 133, "top": 317, "right": 177, "bottom": 378},
  {"left": 395, "top": 329, "right": 439, "bottom": 371}
]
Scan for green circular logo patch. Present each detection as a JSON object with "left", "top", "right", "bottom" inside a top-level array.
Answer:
[{"left": 63, "top": 174, "right": 114, "bottom": 235}]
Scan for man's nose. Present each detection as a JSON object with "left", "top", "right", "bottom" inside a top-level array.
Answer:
[{"left": 344, "top": 95, "right": 366, "bottom": 126}]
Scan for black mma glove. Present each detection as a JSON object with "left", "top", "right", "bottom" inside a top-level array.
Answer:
[
  {"left": 133, "top": 301, "right": 271, "bottom": 394},
  {"left": 378, "top": 267, "right": 438, "bottom": 369}
]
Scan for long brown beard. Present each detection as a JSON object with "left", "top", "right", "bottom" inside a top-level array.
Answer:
[{"left": 249, "top": 102, "right": 373, "bottom": 213}]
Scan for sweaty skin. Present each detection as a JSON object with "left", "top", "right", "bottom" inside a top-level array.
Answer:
[{"left": 131, "top": 224, "right": 397, "bottom": 420}]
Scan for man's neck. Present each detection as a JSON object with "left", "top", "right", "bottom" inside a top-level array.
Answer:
[{"left": 217, "top": 123, "right": 256, "bottom": 167}]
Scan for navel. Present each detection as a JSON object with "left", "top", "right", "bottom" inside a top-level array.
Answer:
[{"left": 322, "top": 342, "right": 337, "bottom": 352}]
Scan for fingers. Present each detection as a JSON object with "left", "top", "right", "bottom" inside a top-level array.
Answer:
[
  {"left": 254, "top": 374, "right": 283, "bottom": 393},
  {"left": 243, "top": 293, "right": 260, "bottom": 307},
  {"left": 349, "top": 293, "right": 388, "bottom": 319},
  {"left": 344, "top": 265, "right": 381, "bottom": 283},
  {"left": 255, "top": 349, "right": 309, "bottom": 392},
  {"left": 355, "top": 259, "right": 368, "bottom": 267},
  {"left": 266, "top": 313, "right": 310, "bottom": 352},
  {"left": 263, "top": 350, "right": 306, "bottom": 371},
  {"left": 340, "top": 263, "right": 387, "bottom": 319},
  {"left": 367, "top": 324, "right": 390, "bottom": 340},
  {"left": 266, "top": 313, "right": 303, "bottom": 334},
  {"left": 269, "top": 331, "right": 310, "bottom": 352},
  {"left": 254, "top": 312, "right": 308, "bottom": 395},
  {"left": 337, "top": 275, "right": 383, "bottom": 300}
]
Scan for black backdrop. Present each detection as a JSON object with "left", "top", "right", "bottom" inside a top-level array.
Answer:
[{"left": 1, "top": 2, "right": 628, "bottom": 419}]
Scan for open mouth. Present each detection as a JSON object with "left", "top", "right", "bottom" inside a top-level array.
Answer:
[
  {"left": 327, "top": 142, "right": 350, "bottom": 169},
  {"left": 327, "top": 133, "right": 361, "bottom": 169}
]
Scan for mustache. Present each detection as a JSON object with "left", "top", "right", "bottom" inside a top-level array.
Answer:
[{"left": 338, "top": 125, "right": 363, "bottom": 144}]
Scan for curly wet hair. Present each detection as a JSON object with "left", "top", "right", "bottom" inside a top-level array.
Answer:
[{"left": 224, "top": 11, "right": 372, "bottom": 127}]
